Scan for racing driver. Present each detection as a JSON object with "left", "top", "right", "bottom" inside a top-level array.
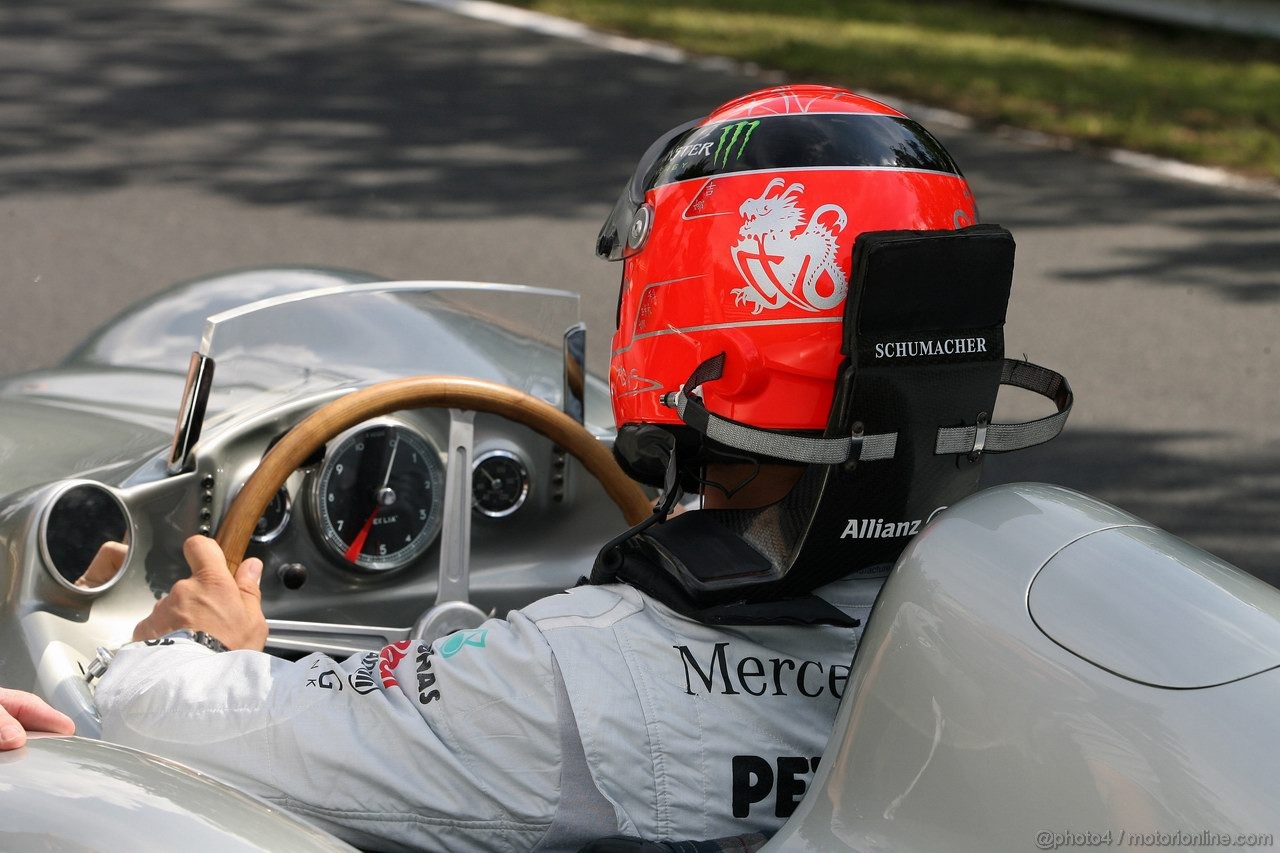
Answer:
[{"left": 1, "top": 86, "right": 1042, "bottom": 852}]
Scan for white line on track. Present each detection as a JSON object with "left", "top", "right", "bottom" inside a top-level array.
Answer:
[
  {"left": 403, "top": 0, "right": 1280, "bottom": 199},
  {"left": 402, "top": 0, "right": 688, "bottom": 64}
]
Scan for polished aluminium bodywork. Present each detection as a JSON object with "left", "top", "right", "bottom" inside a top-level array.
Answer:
[
  {"left": 1, "top": 270, "right": 1276, "bottom": 851},
  {"left": 0, "top": 736, "right": 356, "bottom": 852},
  {"left": 765, "top": 483, "right": 1279, "bottom": 852},
  {"left": 0, "top": 270, "right": 622, "bottom": 728}
]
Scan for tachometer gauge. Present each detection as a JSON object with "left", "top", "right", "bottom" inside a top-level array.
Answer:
[
  {"left": 472, "top": 450, "right": 530, "bottom": 518},
  {"left": 311, "top": 422, "right": 444, "bottom": 572}
]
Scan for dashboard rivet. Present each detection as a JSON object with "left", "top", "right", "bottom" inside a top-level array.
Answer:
[
  {"left": 198, "top": 524, "right": 211, "bottom": 536},
  {"left": 202, "top": 492, "right": 213, "bottom": 504},
  {"left": 199, "top": 507, "right": 212, "bottom": 521},
  {"left": 201, "top": 475, "right": 215, "bottom": 489}
]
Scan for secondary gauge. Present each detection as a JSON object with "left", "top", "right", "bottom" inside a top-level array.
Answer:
[
  {"left": 472, "top": 450, "right": 530, "bottom": 518},
  {"left": 251, "top": 487, "right": 291, "bottom": 544},
  {"left": 311, "top": 422, "right": 444, "bottom": 572}
]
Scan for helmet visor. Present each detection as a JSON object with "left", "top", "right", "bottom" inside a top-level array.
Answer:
[{"left": 596, "top": 117, "right": 704, "bottom": 261}]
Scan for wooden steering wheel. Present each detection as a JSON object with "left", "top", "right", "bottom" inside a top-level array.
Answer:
[{"left": 216, "top": 376, "right": 651, "bottom": 572}]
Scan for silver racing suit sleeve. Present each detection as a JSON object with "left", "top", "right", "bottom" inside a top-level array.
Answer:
[{"left": 95, "top": 612, "right": 564, "bottom": 853}]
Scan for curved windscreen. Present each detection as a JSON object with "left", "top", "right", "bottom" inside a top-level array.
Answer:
[{"left": 191, "top": 282, "right": 582, "bottom": 442}]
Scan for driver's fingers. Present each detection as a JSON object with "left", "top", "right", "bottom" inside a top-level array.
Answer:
[
  {"left": 0, "top": 688, "right": 75, "bottom": 749},
  {"left": 76, "top": 540, "right": 128, "bottom": 588},
  {"left": 183, "top": 535, "right": 233, "bottom": 582},
  {"left": 235, "top": 558, "right": 264, "bottom": 601},
  {"left": 0, "top": 701, "right": 24, "bottom": 750}
]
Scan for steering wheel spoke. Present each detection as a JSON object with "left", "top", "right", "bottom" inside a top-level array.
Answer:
[{"left": 436, "top": 409, "right": 475, "bottom": 606}]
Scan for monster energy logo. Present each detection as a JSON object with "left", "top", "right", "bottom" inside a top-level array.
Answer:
[{"left": 714, "top": 120, "right": 759, "bottom": 168}]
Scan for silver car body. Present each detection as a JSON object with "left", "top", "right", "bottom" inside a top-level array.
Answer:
[
  {"left": 0, "top": 270, "right": 1275, "bottom": 851},
  {"left": 0, "top": 735, "right": 357, "bottom": 852},
  {"left": 765, "top": 484, "right": 1279, "bottom": 851}
]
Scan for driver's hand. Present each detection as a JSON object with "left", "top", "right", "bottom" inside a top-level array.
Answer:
[
  {"left": 75, "top": 540, "right": 128, "bottom": 589},
  {"left": 0, "top": 688, "right": 75, "bottom": 750},
  {"left": 131, "top": 536, "right": 267, "bottom": 652}
]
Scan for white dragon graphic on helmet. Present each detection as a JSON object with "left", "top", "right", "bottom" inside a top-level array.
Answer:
[{"left": 730, "top": 178, "right": 849, "bottom": 314}]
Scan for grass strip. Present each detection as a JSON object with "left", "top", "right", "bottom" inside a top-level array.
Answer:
[{"left": 503, "top": 0, "right": 1280, "bottom": 179}]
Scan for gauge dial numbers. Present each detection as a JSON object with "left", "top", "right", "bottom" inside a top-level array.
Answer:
[
  {"left": 472, "top": 450, "right": 530, "bottom": 518},
  {"left": 311, "top": 422, "right": 444, "bottom": 572}
]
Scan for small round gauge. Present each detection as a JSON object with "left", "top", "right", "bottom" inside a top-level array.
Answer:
[
  {"left": 311, "top": 422, "right": 444, "bottom": 572},
  {"left": 252, "top": 487, "right": 291, "bottom": 544},
  {"left": 472, "top": 450, "right": 530, "bottom": 518}
]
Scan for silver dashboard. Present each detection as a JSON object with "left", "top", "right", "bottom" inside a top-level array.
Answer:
[{"left": 0, "top": 275, "right": 632, "bottom": 735}]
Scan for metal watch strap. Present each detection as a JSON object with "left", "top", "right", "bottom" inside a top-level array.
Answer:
[
  {"left": 168, "top": 629, "right": 230, "bottom": 654},
  {"left": 84, "top": 646, "right": 115, "bottom": 685}
]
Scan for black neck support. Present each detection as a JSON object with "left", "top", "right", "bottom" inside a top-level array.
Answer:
[{"left": 601, "top": 224, "right": 1072, "bottom": 610}]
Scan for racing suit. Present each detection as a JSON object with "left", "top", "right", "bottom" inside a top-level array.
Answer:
[{"left": 95, "top": 575, "right": 879, "bottom": 852}]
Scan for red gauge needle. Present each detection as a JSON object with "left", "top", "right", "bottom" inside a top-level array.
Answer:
[
  {"left": 345, "top": 428, "right": 399, "bottom": 564},
  {"left": 345, "top": 509, "right": 378, "bottom": 563}
]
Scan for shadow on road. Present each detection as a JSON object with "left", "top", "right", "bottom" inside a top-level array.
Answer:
[
  {"left": 0, "top": 0, "right": 742, "bottom": 221},
  {"left": 945, "top": 136, "right": 1280, "bottom": 303},
  {"left": 984, "top": 428, "right": 1279, "bottom": 585},
  {"left": 4, "top": 0, "right": 1275, "bottom": 308}
]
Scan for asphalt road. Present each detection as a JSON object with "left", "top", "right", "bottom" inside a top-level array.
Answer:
[{"left": 1, "top": 0, "right": 1276, "bottom": 580}]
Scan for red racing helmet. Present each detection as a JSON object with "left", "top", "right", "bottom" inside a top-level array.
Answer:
[
  {"left": 599, "top": 85, "right": 978, "bottom": 475},
  {"left": 593, "top": 86, "right": 1073, "bottom": 604}
]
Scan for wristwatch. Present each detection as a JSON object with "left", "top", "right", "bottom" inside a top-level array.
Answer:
[{"left": 158, "top": 628, "right": 230, "bottom": 654}]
